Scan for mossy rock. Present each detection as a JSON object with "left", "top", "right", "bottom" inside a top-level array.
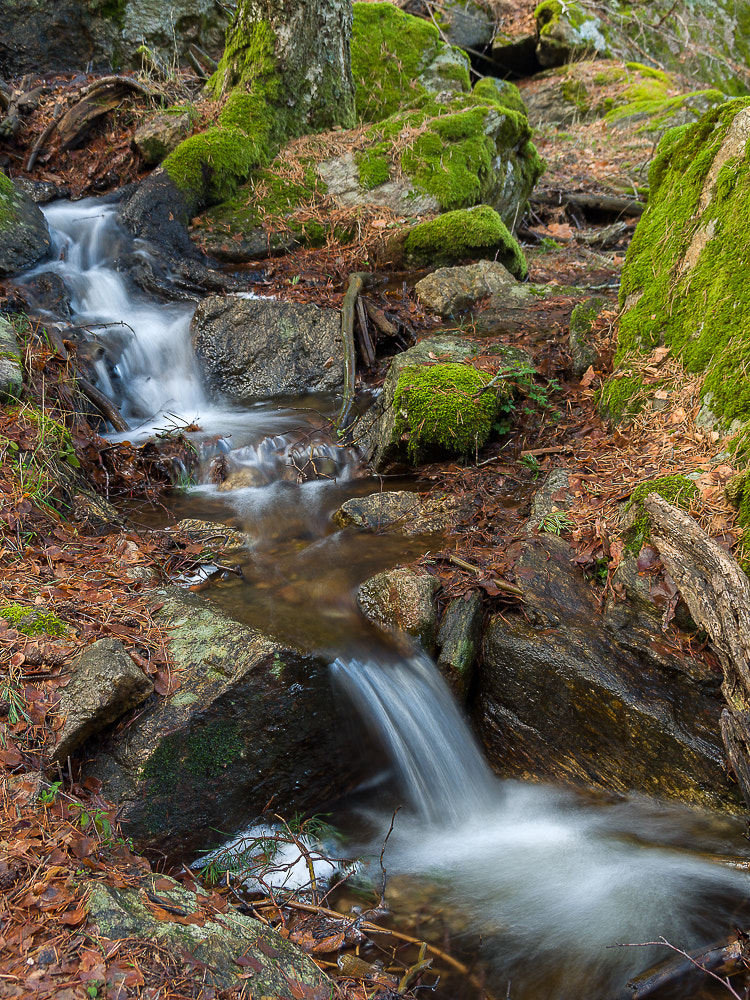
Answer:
[
  {"left": 351, "top": 1, "right": 470, "bottom": 123},
  {"left": 623, "top": 475, "right": 699, "bottom": 552},
  {"left": 399, "top": 206, "right": 528, "bottom": 278},
  {"left": 0, "top": 173, "right": 51, "bottom": 276},
  {"left": 617, "top": 98, "right": 750, "bottom": 440},
  {"left": 534, "top": 0, "right": 609, "bottom": 68}
]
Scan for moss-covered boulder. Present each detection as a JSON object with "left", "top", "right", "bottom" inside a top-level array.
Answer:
[
  {"left": 84, "top": 587, "right": 358, "bottom": 854},
  {"left": 352, "top": 333, "right": 533, "bottom": 472},
  {"left": 534, "top": 0, "right": 610, "bottom": 67},
  {"left": 396, "top": 206, "right": 528, "bottom": 277},
  {"left": 351, "top": 1, "right": 471, "bottom": 123},
  {"left": 132, "top": 107, "right": 195, "bottom": 165},
  {"left": 86, "top": 873, "right": 329, "bottom": 994},
  {"left": 612, "top": 99, "right": 750, "bottom": 440},
  {"left": 0, "top": 173, "right": 51, "bottom": 276}
]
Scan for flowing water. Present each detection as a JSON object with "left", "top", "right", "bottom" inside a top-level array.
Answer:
[{"left": 28, "top": 199, "right": 750, "bottom": 998}]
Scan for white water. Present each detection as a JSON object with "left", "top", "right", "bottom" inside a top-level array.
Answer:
[{"left": 32, "top": 200, "right": 750, "bottom": 998}]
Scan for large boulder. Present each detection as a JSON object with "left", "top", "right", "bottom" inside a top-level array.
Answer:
[
  {"left": 191, "top": 294, "right": 345, "bottom": 403},
  {"left": 85, "top": 588, "right": 358, "bottom": 854},
  {"left": 604, "top": 98, "right": 750, "bottom": 437},
  {"left": 0, "top": 316, "right": 23, "bottom": 403},
  {"left": 357, "top": 567, "right": 441, "bottom": 652},
  {"left": 474, "top": 533, "right": 739, "bottom": 812},
  {"left": 0, "top": 0, "right": 229, "bottom": 76},
  {"left": 0, "top": 174, "right": 51, "bottom": 277},
  {"left": 352, "top": 333, "right": 533, "bottom": 472}
]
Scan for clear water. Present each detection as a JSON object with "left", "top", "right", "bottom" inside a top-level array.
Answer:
[{"left": 32, "top": 198, "right": 750, "bottom": 999}]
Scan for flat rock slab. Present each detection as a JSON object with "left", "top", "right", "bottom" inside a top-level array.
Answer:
[
  {"left": 192, "top": 295, "right": 344, "bottom": 403},
  {"left": 415, "top": 259, "right": 519, "bottom": 317},
  {"left": 333, "top": 490, "right": 459, "bottom": 534},
  {"left": 86, "top": 872, "right": 328, "bottom": 995}
]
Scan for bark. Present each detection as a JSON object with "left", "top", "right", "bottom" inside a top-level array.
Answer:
[{"left": 643, "top": 492, "right": 750, "bottom": 809}]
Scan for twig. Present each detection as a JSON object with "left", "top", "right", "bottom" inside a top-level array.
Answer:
[
  {"left": 447, "top": 553, "right": 524, "bottom": 597},
  {"left": 378, "top": 806, "right": 400, "bottom": 907}
]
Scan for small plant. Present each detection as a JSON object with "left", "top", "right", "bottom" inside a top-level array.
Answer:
[
  {"left": 520, "top": 453, "right": 542, "bottom": 477},
  {"left": 38, "top": 781, "right": 63, "bottom": 805},
  {"left": 538, "top": 509, "right": 576, "bottom": 535}
]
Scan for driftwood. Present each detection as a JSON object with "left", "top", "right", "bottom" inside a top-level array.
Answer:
[
  {"left": 643, "top": 492, "right": 750, "bottom": 810},
  {"left": 532, "top": 190, "right": 646, "bottom": 217}
]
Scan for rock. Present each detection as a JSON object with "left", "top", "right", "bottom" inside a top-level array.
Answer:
[
  {"left": 16, "top": 271, "right": 72, "bottom": 321},
  {"left": 393, "top": 206, "right": 528, "bottom": 277},
  {"left": 474, "top": 534, "right": 738, "bottom": 812},
  {"left": 0, "top": 0, "right": 229, "bottom": 76},
  {"left": 352, "top": 333, "right": 533, "bottom": 472},
  {"left": 436, "top": 593, "right": 483, "bottom": 698},
  {"left": 172, "top": 518, "right": 248, "bottom": 558},
  {"left": 357, "top": 567, "right": 440, "bottom": 651},
  {"left": 528, "top": 468, "right": 572, "bottom": 528},
  {"left": 0, "top": 174, "right": 51, "bottom": 276},
  {"left": 534, "top": 0, "right": 609, "bottom": 68},
  {"left": 14, "top": 179, "right": 68, "bottom": 203},
  {"left": 191, "top": 295, "right": 344, "bottom": 403},
  {"left": 436, "top": 0, "right": 496, "bottom": 51},
  {"left": 132, "top": 109, "right": 193, "bottom": 166},
  {"left": 0, "top": 316, "right": 23, "bottom": 403},
  {"left": 52, "top": 639, "right": 154, "bottom": 764},
  {"left": 608, "top": 99, "right": 750, "bottom": 438},
  {"left": 569, "top": 297, "right": 604, "bottom": 377},
  {"left": 334, "top": 490, "right": 459, "bottom": 534},
  {"left": 216, "top": 467, "right": 270, "bottom": 491},
  {"left": 415, "top": 260, "right": 519, "bottom": 316},
  {"left": 85, "top": 587, "right": 357, "bottom": 854},
  {"left": 86, "top": 872, "right": 328, "bottom": 994}
]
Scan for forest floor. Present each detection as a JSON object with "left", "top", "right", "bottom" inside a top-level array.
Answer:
[{"left": 0, "top": 57, "right": 745, "bottom": 1000}]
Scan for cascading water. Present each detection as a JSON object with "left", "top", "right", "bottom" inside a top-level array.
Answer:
[{"left": 29, "top": 200, "right": 750, "bottom": 999}]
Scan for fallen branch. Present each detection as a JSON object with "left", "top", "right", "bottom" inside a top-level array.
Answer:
[
  {"left": 76, "top": 376, "right": 129, "bottom": 432},
  {"left": 448, "top": 553, "right": 524, "bottom": 597},
  {"left": 520, "top": 445, "right": 574, "bottom": 458},
  {"left": 615, "top": 934, "right": 748, "bottom": 999},
  {"left": 532, "top": 191, "right": 646, "bottom": 217},
  {"left": 335, "top": 272, "right": 372, "bottom": 432}
]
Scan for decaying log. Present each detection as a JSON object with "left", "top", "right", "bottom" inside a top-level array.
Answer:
[
  {"left": 532, "top": 190, "right": 646, "bottom": 216},
  {"left": 643, "top": 492, "right": 750, "bottom": 808}
]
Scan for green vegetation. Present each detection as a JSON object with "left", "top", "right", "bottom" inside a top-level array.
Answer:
[
  {"left": 596, "top": 371, "right": 648, "bottom": 423},
  {"left": 617, "top": 98, "right": 750, "bottom": 432},
  {"left": 538, "top": 510, "right": 576, "bottom": 535},
  {"left": 0, "top": 172, "right": 20, "bottom": 229},
  {"left": 403, "top": 206, "right": 528, "bottom": 278},
  {"left": 624, "top": 475, "right": 699, "bottom": 551},
  {"left": 473, "top": 78, "right": 526, "bottom": 116},
  {"left": 0, "top": 603, "right": 66, "bottom": 637},
  {"left": 393, "top": 362, "right": 501, "bottom": 462}
]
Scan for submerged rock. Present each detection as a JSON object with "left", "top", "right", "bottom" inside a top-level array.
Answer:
[
  {"left": 474, "top": 534, "right": 738, "bottom": 812},
  {"left": 52, "top": 639, "right": 154, "bottom": 764},
  {"left": 191, "top": 295, "right": 344, "bottom": 403},
  {"left": 86, "top": 872, "right": 328, "bottom": 994},
  {"left": 85, "top": 587, "right": 357, "bottom": 854},
  {"left": 0, "top": 174, "right": 51, "bottom": 276},
  {"left": 333, "top": 490, "right": 460, "bottom": 534}
]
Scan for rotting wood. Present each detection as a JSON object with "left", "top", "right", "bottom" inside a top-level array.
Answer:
[
  {"left": 76, "top": 376, "right": 129, "bottom": 433},
  {"left": 336, "top": 271, "right": 373, "bottom": 432},
  {"left": 520, "top": 445, "right": 574, "bottom": 458},
  {"left": 643, "top": 492, "right": 750, "bottom": 810},
  {"left": 532, "top": 190, "right": 646, "bottom": 216},
  {"left": 363, "top": 297, "right": 397, "bottom": 337},
  {"left": 355, "top": 294, "right": 374, "bottom": 368}
]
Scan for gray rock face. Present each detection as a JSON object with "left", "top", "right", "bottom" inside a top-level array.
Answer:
[
  {"left": 85, "top": 588, "right": 357, "bottom": 854},
  {"left": 0, "top": 177, "right": 51, "bottom": 277},
  {"left": 357, "top": 567, "right": 440, "bottom": 652},
  {"left": 53, "top": 639, "right": 154, "bottom": 764},
  {"left": 86, "top": 873, "right": 328, "bottom": 994},
  {"left": 191, "top": 295, "right": 345, "bottom": 403},
  {"left": 0, "top": 0, "right": 228, "bottom": 76},
  {"left": 474, "top": 534, "right": 738, "bottom": 812},
  {"left": 334, "top": 490, "right": 459, "bottom": 535},
  {"left": 436, "top": 593, "right": 483, "bottom": 698},
  {"left": 0, "top": 316, "right": 23, "bottom": 403},
  {"left": 438, "top": 0, "right": 496, "bottom": 50},
  {"left": 352, "top": 333, "right": 533, "bottom": 472},
  {"left": 132, "top": 110, "right": 193, "bottom": 165},
  {"left": 415, "top": 260, "right": 518, "bottom": 317}
]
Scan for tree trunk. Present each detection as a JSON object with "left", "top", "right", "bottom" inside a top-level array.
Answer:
[{"left": 643, "top": 492, "right": 750, "bottom": 812}]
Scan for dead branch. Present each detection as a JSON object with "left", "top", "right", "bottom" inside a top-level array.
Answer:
[
  {"left": 615, "top": 934, "right": 748, "bottom": 999},
  {"left": 76, "top": 376, "right": 130, "bottom": 433},
  {"left": 532, "top": 191, "right": 647, "bottom": 217},
  {"left": 335, "top": 271, "right": 373, "bottom": 432},
  {"left": 447, "top": 553, "right": 524, "bottom": 597}
]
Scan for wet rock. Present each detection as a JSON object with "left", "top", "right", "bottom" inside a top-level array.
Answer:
[
  {"left": 86, "top": 872, "right": 328, "bottom": 994},
  {"left": 85, "top": 587, "right": 356, "bottom": 854},
  {"left": 569, "top": 297, "right": 605, "bottom": 377},
  {"left": 358, "top": 567, "right": 440, "bottom": 652},
  {"left": 132, "top": 109, "right": 193, "bottom": 166},
  {"left": 216, "top": 467, "right": 269, "bottom": 491},
  {"left": 0, "top": 175, "right": 51, "bottom": 277},
  {"left": 0, "top": 316, "right": 23, "bottom": 403},
  {"left": 171, "top": 518, "right": 248, "bottom": 558},
  {"left": 333, "top": 490, "right": 459, "bottom": 535},
  {"left": 436, "top": 593, "right": 483, "bottom": 698},
  {"left": 528, "top": 468, "right": 572, "bottom": 528},
  {"left": 14, "top": 179, "right": 68, "bottom": 204},
  {"left": 191, "top": 295, "right": 344, "bottom": 403},
  {"left": 415, "top": 260, "right": 522, "bottom": 317},
  {"left": 352, "top": 333, "right": 532, "bottom": 472},
  {"left": 475, "top": 534, "right": 739, "bottom": 812},
  {"left": 16, "top": 271, "right": 72, "bottom": 321},
  {"left": 52, "top": 639, "right": 154, "bottom": 764}
]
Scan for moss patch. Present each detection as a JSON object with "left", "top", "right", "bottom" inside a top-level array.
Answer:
[
  {"left": 0, "top": 172, "right": 20, "bottom": 229},
  {"left": 624, "top": 475, "right": 699, "bottom": 551},
  {"left": 394, "top": 363, "right": 500, "bottom": 462},
  {"left": 403, "top": 205, "right": 528, "bottom": 278},
  {"left": 0, "top": 604, "right": 66, "bottom": 637},
  {"left": 618, "top": 98, "right": 750, "bottom": 433}
]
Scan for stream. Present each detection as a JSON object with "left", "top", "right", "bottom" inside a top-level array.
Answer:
[{"left": 27, "top": 198, "right": 750, "bottom": 999}]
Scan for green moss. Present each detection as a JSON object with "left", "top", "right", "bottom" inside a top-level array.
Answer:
[
  {"left": 624, "top": 475, "right": 699, "bottom": 551},
  {"left": 163, "top": 126, "right": 264, "bottom": 206},
  {"left": 393, "top": 363, "right": 500, "bottom": 462},
  {"left": 0, "top": 172, "right": 20, "bottom": 229},
  {"left": 535, "top": 0, "right": 591, "bottom": 34},
  {"left": 351, "top": 2, "right": 442, "bottom": 122},
  {"left": 561, "top": 77, "right": 589, "bottom": 112},
  {"left": 0, "top": 604, "right": 66, "bottom": 637},
  {"left": 618, "top": 98, "right": 750, "bottom": 430},
  {"left": 404, "top": 205, "right": 528, "bottom": 279},
  {"left": 473, "top": 78, "right": 526, "bottom": 116},
  {"left": 142, "top": 719, "right": 244, "bottom": 802},
  {"left": 87, "top": 0, "right": 126, "bottom": 28},
  {"left": 725, "top": 471, "right": 750, "bottom": 570},
  {"left": 356, "top": 147, "right": 391, "bottom": 190},
  {"left": 596, "top": 372, "right": 647, "bottom": 423}
]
